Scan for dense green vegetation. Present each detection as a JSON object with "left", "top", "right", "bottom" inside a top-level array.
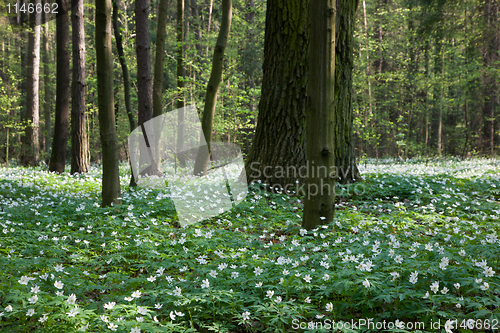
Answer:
[
  {"left": 353, "top": 0, "right": 499, "bottom": 158},
  {"left": 1, "top": 0, "right": 498, "bottom": 164},
  {"left": 0, "top": 0, "right": 266, "bottom": 163},
  {"left": 1, "top": 159, "right": 499, "bottom": 332}
]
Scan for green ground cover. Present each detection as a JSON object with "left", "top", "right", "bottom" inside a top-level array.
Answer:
[{"left": 0, "top": 159, "right": 499, "bottom": 332}]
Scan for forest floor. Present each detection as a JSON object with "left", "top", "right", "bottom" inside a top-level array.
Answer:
[{"left": 0, "top": 158, "right": 499, "bottom": 333}]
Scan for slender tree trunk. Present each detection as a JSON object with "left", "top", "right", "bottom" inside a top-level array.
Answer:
[
  {"left": 176, "top": 0, "right": 186, "bottom": 167},
  {"left": 362, "top": 0, "right": 372, "bottom": 117},
  {"left": 242, "top": 0, "right": 256, "bottom": 151},
  {"left": 96, "top": 0, "right": 121, "bottom": 206},
  {"left": 482, "top": 0, "right": 498, "bottom": 156},
  {"left": 303, "top": 0, "right": 336, "bottom": 229},
  {"left": 113, "top": 0, "right": 136, "bottom": 132},
  {"left": 43, "top": 7, "right": 51, "bottom": 163},
  {"left": 190, "top": 0, "right": 203, "bottom": 55},
  {"left": 5, "top": 35, "right": 15, "bottom": 165},
  {"left": 2, "top": 37, "right": 6, "bottom": 164},
  {"left": 207, "top": 0, "right": 213, "bottom": 32},
  {"left": 113, "top": 0, "right": 138, "bottom": 187},
  {"left": 192, "top": 0, "right": 232, "bottom": 176},
  {"left": 71, "top": 0, "right": 89, "bottom": 174},
  {"left": 205, "top": 0, "right": 213, "bottom": 57},
  {"left": 49, "top": 0, "right": 70, "bottom": 173},
  {"left": 334, "top": 0, "right": 360, "bottom": 184},
  {"left": 151, "top": 0, "right": 169, "bottom": 172},
  {"left": 136, "top": 0, "right": 153, "bottom": 127},
  {"left": 113, "top": 0, "right": 137, "bottom": 132},
  {"left": 18, "top": 0, "right": 27, "bottom": 162},
  {"left": 184, "top": 0, "right": 190, "bottom": 56},
  {"left": 153, "top": 0, "right": 169, "bottom": 119},
  {"left": 22, "top": 0, "right": 41, "bottom": 166},
  {"left": 5, "top": 129, "right": 8, "bottom": 165},
  {"left": 135, "top": 0, "right": 159, "bottom": 178},
  {"left": 431, "top": 28, "right": 444, "bottom": 155},
  {"left": 437, "top": 46, "right": 444, "bottom": 156}
]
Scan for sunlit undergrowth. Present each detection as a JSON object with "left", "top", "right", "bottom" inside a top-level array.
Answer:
[{"left": 0, "top": 159, "right": 499, "bottom": 333}]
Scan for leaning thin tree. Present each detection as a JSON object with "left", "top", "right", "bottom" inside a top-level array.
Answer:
[
  {"left": 96, "top": 0, "right": 121, "bottom": 206},
  {"left": 193, "top": 0, "right": 232, "bottom": 176},
  {"left": 302, "top": 0, "right": 336, "bottom": 229}
]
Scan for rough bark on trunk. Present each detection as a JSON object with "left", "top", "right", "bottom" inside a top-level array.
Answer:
[
  {"left": 22, "top": 0, "right": 41, "bottom": 166},
  {"left": 334, "top": 0, "right": 360, "bottom": 184},
  {"left": 244, "top": 0, "right": 308, "bottom": 190},
  {"left": 245, "top": 0, "right": 359, "bottom": 190},
  {"left": 49, "top": 0, "right": 70, "bottom": 173},
  {"left": 71, "top": 0, "right": 89, "bottom": 174},
  {"left": 150, "top": 0, "right": 169, "bottom": 172},
  {"left": 135, "top": 0, "right": 153, "bottom": 127},
  {"left": 303, "top": 0, "right": 336, "bottom": 229},
  {"left": 136, "top": 0, "right": 158, "bottom": 178},
  {"left": 192, "top": 0, "right": 232, "bottom": 176},
  {"left": 96, "top": 0, "right": 121, "bottom": 206}
]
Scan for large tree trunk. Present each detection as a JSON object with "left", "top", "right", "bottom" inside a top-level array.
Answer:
[
  {"left": 22, "top": 0, "right": 41, "bottom": 166},
  {"left": 192, "top": 0, "right": 232, "bottom": 176},
  {"left": 302, "top": 0, "right": 336, "bottom": 229},
  {"left": 96, "top": 0, "right": 121, "bottom": 206},
  {"left": 43, "top": 7, "right": 52, "bottom": 163},
  {"left": 244, "top": 0, "right": 308, "bottom": 190},
  {"left": 71, "top": 0, "right": 89, "bottom": 174},
  {"left": 334, "top": 0, "right": 360, "bottom": 184},
  {"left": 49, "top": 0, "right": 70, "bottom": 173},
  {"left": 245, "top": 0, "right": 359, "bottom": 190}
]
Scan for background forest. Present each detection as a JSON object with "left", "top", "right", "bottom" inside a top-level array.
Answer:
[{"left": 0, "top": 0, "right": 498, "bottom": 167}]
